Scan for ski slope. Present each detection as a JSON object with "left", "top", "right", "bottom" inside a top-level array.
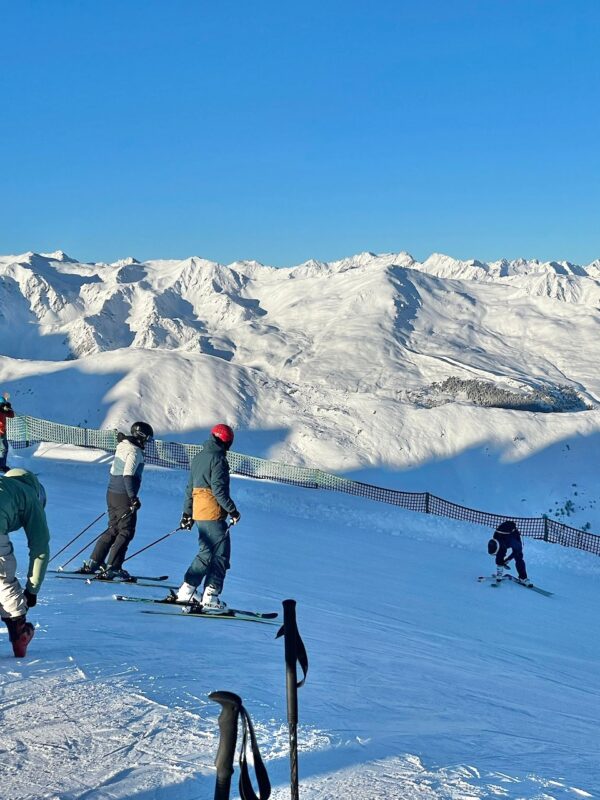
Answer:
[{"left": 2, "top": 446, "right": 599, "bottom": 800}]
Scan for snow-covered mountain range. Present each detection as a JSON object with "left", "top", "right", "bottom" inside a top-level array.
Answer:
[{"left": 1, "top": 249, "right": 600, "bottom": 475}]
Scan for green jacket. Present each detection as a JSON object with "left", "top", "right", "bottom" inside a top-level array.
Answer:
[{"left": 0, "top": 469, "right": 50, "bottom": 594}]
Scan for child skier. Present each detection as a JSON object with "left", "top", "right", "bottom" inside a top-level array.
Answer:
[
  {"left": 488, "top": 519, "right": 533, "bottom": 586},
  {"left": 171, "top": 424, "right": 240, "bottom": 612},
  {"left": 0, "top": 468, "right": 50, "bottom": 657},
  {"left": 81, "top": 421, "right": 154, "bottom": 579}
]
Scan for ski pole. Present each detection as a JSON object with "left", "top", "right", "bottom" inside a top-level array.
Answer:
[
  {"left": 210, "top": 691, "right": 242, "bottom": 800},
  {"left": 56, "top": 530, "right": 106, "bottom": 571},
  {"left": 122, "top": 527, "right": 182, "bottom": 564},
  {"left": 49, "top": 512, "right": 106, "bottom": 564},
  {"left": 56, "top": 510, "right": 132, "bottom": 571},
  {"left": 209, "top": 691, "right": 271, "bottom": 800},
  {"left": 276, "top": 599, "right": 309, "bottom": 800}
]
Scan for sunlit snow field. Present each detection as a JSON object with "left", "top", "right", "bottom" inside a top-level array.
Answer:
[{"left": 1, "top": 445, "right": 599, "bottom": 800}]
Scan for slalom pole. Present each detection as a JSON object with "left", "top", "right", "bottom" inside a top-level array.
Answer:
[
  {"left": 122, "top": 527, "right": 182, "bottom": 564},
  {"left": 276, "top": 599, "right": 309, "bottom": 800},
  {"left": 209, "top": 691, "right": 242, "bottom": 800},
  {"left": 49, "top": 512, "right": 106, "bottom": 564}
]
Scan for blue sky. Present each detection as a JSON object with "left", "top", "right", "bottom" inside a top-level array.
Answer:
[{"left": 1, "top": 1, "right": 598, "bottom": 265}]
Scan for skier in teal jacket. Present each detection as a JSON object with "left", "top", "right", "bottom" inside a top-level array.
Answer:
[{"left": 172, "top": 424, "right": 240, "bottom": 611}]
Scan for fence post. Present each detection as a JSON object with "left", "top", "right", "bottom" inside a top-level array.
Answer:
[
  {"left": 425, "top": 492, "right": 430, "bottom": 514},
  {"left": 543, "top": 515, "right": 549, "bottom": 542}
]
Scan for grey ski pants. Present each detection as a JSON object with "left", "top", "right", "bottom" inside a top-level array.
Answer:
[{"left": 0, "top": 532, "right": 27, "bottom": 618}]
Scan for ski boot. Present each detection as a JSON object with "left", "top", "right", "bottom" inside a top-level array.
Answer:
[
  {"left": 201, "top": 585, "right": 228, "bottom": 613},
  {"left": 494, "top": 566, "right": 504, "bottom": 585},
  {"left": 4, "top": 616, "right": 35, "bottom": 658},
  {"left": 98, "top": 566, "right": 133, "bottom": 582},
  {"left": 166, "top": 583, "right": 202, "bottom": 613},
  {"left": 79, "top": 559, "right": 102, "bottom": 575},
  {"left": 516, "top": 576, "right": 534, "bottom": 588}
]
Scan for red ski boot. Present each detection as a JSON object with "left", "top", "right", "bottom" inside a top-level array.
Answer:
[{"left": 4, "top": 616, "right": 35, "bottom": 657}]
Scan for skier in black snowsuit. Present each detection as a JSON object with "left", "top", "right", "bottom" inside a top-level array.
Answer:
[
  {"left": 81, "top": 421, "right": 154, "bottom": 579},
  {"left": 488, "top": 520, "right": 532, "bottom": 585}
]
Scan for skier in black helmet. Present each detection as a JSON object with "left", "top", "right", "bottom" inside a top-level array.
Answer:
[
  {"left": 81, "top": 421, "right": 154, "bottom": 580},
  {"left": 487, "top": 520, "right": 533, "bottom": 586}
]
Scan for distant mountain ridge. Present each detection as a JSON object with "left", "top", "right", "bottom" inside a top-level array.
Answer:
[{"left": 1, "top": 248, "right": 599, "bottom": 469}]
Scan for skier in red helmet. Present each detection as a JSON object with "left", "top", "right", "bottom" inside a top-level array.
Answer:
[{"left": 171, "top": 423, "right": 240, "bottom": 611}]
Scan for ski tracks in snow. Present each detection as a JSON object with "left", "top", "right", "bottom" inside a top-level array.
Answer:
[
  {"left": 0, "top": 656, "right": 216, "bottom": 799},
  {"left": 267, "top": 755, "right": 595, "bottom": 800}
]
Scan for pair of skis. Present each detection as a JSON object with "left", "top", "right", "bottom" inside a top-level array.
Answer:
[
  {"left": 478, "top": 573, "right": 553, "bottom": 596},
  {"left": 113, "top": 594, "right": 280, "bottom": 625},
  {"left": 51, "top": 570, "right": 278, "bottom": 623},
  {"left": 50, "top": 569, "right": 177, "bottom": 590}
]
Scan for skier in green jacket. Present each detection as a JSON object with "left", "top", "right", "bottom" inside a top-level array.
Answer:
[{"left": 0, "top": 468, "right": 50, "bottom": 657}]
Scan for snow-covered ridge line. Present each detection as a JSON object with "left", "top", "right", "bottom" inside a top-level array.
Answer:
[
  {"left": 2, "top": 246, "right": 600, "bottom": 475},
  {"left": 2, "top": 247, "right": 600, "bottom": 274}
]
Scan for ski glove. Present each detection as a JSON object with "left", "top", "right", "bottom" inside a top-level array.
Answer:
[
  {"left": 230, "top": 510, "right": 241, "bottom": 526},
  {"left": 24, "top": 589, "right": 37, "bottom": 608},
  {"left": 130, "top": 496, "right": 141, "bottom": 511},
  {"left": 180, "top": 512, "right": 194, "bottom": 530}
]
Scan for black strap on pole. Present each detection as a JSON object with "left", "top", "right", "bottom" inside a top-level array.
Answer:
[
  {"left": 210, "top": 691, "right": 241, "bottom": 800},
  {"left": 122, "top": 527, "right": 182, "bottom": 564},
  {"left": 49, "top": 512, "right": 106, "bottom": 564},
  {"left": 276, "top": 599, "right": 308, "bottom": 800},
  {"left": 209, "top": 691, "right": 271, "bottom": 800},
  {"left": 238, "top": 703, "right": 271, "bottom": 800}
]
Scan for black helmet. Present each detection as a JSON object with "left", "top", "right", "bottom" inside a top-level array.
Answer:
[{"left": 130, "top": 421, "right": 154, "bottom": 446}]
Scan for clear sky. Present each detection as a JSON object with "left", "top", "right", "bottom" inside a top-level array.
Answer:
[{"left": 1, "top": 0, "right": 599, "bottom": 266}]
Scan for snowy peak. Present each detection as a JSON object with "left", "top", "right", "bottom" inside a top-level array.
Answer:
[
  {"left": 39, "top": 249, "right": 78, "bottom": 263},
  {"left": 2, "top": 248, "right": 600, "bottom": 365},
  {"left": 1, "top": 246, "right": 600, "bottom": 470}
]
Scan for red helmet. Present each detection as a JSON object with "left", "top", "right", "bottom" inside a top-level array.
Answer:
[{"left": 211, "top": 423, "right": 234, "bottom": 446}]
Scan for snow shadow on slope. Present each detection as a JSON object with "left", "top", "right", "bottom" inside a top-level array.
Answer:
[
  {"left": 4, "top": 365, "right": 130, "bottom": 429},
  {"left": 343, "top": 428, "right": 600, "bottom": 533},
  {"left": 156, "top": 426, "right": 291, "bottom": 461}
]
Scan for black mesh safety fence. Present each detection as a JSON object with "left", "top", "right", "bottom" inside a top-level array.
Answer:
[{"left": 7, "top": 414, "right": 600, "bottom": 557}]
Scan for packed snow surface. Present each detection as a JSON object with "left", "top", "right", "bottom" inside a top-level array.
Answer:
[{"left": 1, "top": 446, "right": 599, "bottom": 799}]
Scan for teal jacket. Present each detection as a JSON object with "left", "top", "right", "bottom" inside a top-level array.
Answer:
[
  {"left": 183, "top": 437, "right": 237, "bottom": 519},
  {"left": 0, "top": 470, "right": 50, "bottom": 593}
]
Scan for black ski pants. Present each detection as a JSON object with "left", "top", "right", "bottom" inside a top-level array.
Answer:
[
  {"left": 184, "top": 519, "right": 231, "bottom": 594},
  {"left": 90, "top": 491, "right": 137, "bottom": 570},
  {"left": 494, "top": 531, "right": 528, "bottom": 580}
]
